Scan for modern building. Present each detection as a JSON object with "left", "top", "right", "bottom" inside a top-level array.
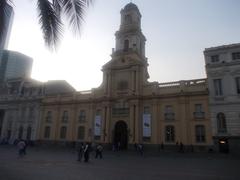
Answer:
[
  {"left": 0, "top": 50, "right": 33, "bottom": 83},
  {"left": 0, "top": 78, "right": 75, "bottom": 143},
  {"left": 204, "top": 43, "right": 240, "bottom": 154},
  {"left": 0, "top": 3, "right": 14, "bottom": 50},
  {"left": 38, "top": 3, "right": 212, "bottom": 151}
]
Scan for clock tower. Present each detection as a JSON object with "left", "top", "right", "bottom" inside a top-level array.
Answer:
[{"left": 102, "top": 3, "right": 149, "bottom": 97}]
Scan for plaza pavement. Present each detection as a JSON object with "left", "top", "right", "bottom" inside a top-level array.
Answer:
[{"left": 0, "top": 145, "right": 239, "bottom": 180}]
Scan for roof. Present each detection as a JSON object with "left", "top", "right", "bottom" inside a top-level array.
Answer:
[
  {"left": 124, "top": 2, "right": 139, "bottom": 11},
  {"left": 204, "top": 43, "right": 240, "bottom": 52}
]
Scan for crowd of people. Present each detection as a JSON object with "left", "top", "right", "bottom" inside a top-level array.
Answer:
[
  {"left": 77, "top": 142, "right": 104, "bottom": 162},
  {"left": 1, "top": 139, "right": 208, "bottom": 162}
]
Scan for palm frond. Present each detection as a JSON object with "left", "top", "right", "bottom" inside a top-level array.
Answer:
[
  {"left": 37, "top": 0, "right": 63, "bottom": 50},
  {"left": 53, "top": 0, "right": 63, "bottom": 17},
  {"left": 62, "top": 0, "right": 92, "bottom": 34}
]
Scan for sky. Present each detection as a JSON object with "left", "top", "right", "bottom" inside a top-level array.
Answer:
[{"left": 8, "top": 0, "right": 240, "bottom": 91}]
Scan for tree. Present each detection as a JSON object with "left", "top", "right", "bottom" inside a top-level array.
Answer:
[{"left": 0, "top": 0, "right": 93, "bottom": 50}]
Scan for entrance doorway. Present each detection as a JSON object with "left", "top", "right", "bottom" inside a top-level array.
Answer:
[
  {"left": 114, "top": 121, "right": 128, "bottom": 149},
  {"left": 218, "top": 138, "right": 229, "bottom": 153}
]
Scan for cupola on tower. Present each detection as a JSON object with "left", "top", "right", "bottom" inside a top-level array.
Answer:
[{"left": 115, "top": 3, "right": 146, "bottom": 58}]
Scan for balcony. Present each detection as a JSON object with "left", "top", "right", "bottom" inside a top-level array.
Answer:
[{"left": 164, "top": 113, "right": 175, "bottom": 121}]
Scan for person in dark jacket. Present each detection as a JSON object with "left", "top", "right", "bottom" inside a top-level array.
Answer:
[
  {"left": 77, "top": 143, "right": 84, "bottom": 161},
  {"left": 95, "top": 144, "right": 103, "bottom": 159},
  {"left": 84, "top": 143, "right": 90, "bottom": 162}
]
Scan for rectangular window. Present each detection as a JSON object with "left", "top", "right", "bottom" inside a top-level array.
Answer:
[
  {"left": 60, "top": 126, "right": 67, "bottom": 139},
  {"left": 236, "top": 77, "right": 240, "bottom": 94},
  {"left": 165, "top": 126, "right": 175, "bottom": 142},
  {"left": 143, "top": 106, "right": 150, "bottom": 114},
  {"left": 194, "top": 104, "right": 205, "bottom": 119},
  {"left": 77, "top": 126, "right": 85, "bottom": 140},
  {"left": 195, "top": 125, "right": 206, "bottom": 143},
  {"left": 46, "top": 111, "right": 52, "bottom": 123},
  {"left": 79, "top": 110, "right": 86, "bottom": 123},
  {"left": 217, "top": 113, "right": 227, "bottom": 133},
  {"left": 164, "top": 105, "right": 174, "bottom": 120},
  {"left": 211, "top": 55, "right": 219, "bottom": 63},
  {"left": 213, "top": 79, "right": 223, "bottom": 96},
  {"left": 62, "top": 111, "right": 68, "bottom": 123},
  {"left": 96, "top": 109, "right": 101, "bottom": 116},
  {"left": 232, "top": 52, "right": 240, "bottom": 60},
  {"left": 44, "top": 126, "right": 51, "bottom": 139}
]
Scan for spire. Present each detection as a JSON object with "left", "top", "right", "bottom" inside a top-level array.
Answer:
[{"left": 114, "top": 3, "right": 146, "bottom": 58}]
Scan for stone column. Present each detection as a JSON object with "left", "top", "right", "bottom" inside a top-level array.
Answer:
[{"left": 151, "top": 100, "right": 158, "bottom": 144}]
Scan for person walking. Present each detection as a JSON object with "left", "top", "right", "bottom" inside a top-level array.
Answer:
[
  {"left": 22, "top": 140, "right": 28, "bottom": 155},
  {"left": 83, "top": 143, "right": 90, "bottom": 162},
  {"left": 138, "top": 144, "right": 144, "bottom": 156},
  {"left": 95, "top": 144, "right": 103, "bottom": 159},
  {"left": 77, "top": 143, "right": 84, "bottom": 162},
  {"left": 17, "top": 139, "right": 26, "bottom": 157},
  {"left": 179, "top": 142, "right": 184, "bottom": 153}
]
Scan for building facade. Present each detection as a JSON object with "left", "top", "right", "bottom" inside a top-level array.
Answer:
[
  {"left": 0, "top": 78, "right": 43, "bottom": 144},
  {"left": 0, "top": 50, "right": 33, "bottom": 83},
  {"left": 0, "top": 78, "right": 75, "bottom": 144},
  {"left": 39, "top": 3, "right": 212, "bottom": 151},
  {"left": 204, "top": 43, "right": 240, "bottom": 154},
  {"left": 0, "top": 3, "right": 14, "bottom": 50}
]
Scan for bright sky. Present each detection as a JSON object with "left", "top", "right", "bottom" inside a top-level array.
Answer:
[{"left": 8, "top": 0, "right": 240, "bottom": 91}]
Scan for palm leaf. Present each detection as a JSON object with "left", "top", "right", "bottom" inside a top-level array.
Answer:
[
  {"left": 53, "top": 0, "right": 63, "bottom": 17},
  {"left": 62, "top": 0, "right": 92, "bottom": 34},
  {"left": 37, "top": 0, "right": 63, "bottom": 50}
]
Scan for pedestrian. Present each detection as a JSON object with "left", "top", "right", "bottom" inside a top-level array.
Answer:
[
  {"left": 134, "top": 143, "right": 138, "bottom": 151},
  {"left": 77, "top": 143, "right": 84, "bottom": 161},
  {"left": 112, "top": 143, "right": 116, "bottom": 152},
  {"left": 17, "top": 139, "right": 26, "bottom": 157},
  {"left": 161, "top": 142, "right": 164, "bottom": 150},
  {"left": 95, "top": 144, "right": 103, "bottom": 159},
  {"left": 138, "top": 144, "right": 143, "bottom": 156},
  {"left": 179, "top": 142, "right": 184, "bottom": 153},
  {"left": 83, "top": 143, "right": 90, "bottom": 162},
  {"left": 23, "top": 140, "right": 28, "bottom": 155},
  {"left": 117, "top": 141, "right": 121, "bottom": 151}
]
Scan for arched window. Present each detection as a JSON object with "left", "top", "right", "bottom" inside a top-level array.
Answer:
[
  {"left": 124, "top": 39, "right": 129, "bottom": 51},
  {"left": 217, "top": 113, "right": 227, "bottom": 133},
  {"left": 125, "top": 14, "right": 132, "bottom": 24}
]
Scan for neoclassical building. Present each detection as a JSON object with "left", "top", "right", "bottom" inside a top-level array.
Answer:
[
  {"left": 204, "top": 44, "right": 240, "bottom": 154},
  {"left": 38, "top": 3, "right": 212, "bottom": 151},
  {"left": 0, "top": 78, "right": 75, "bottom": 143}
]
